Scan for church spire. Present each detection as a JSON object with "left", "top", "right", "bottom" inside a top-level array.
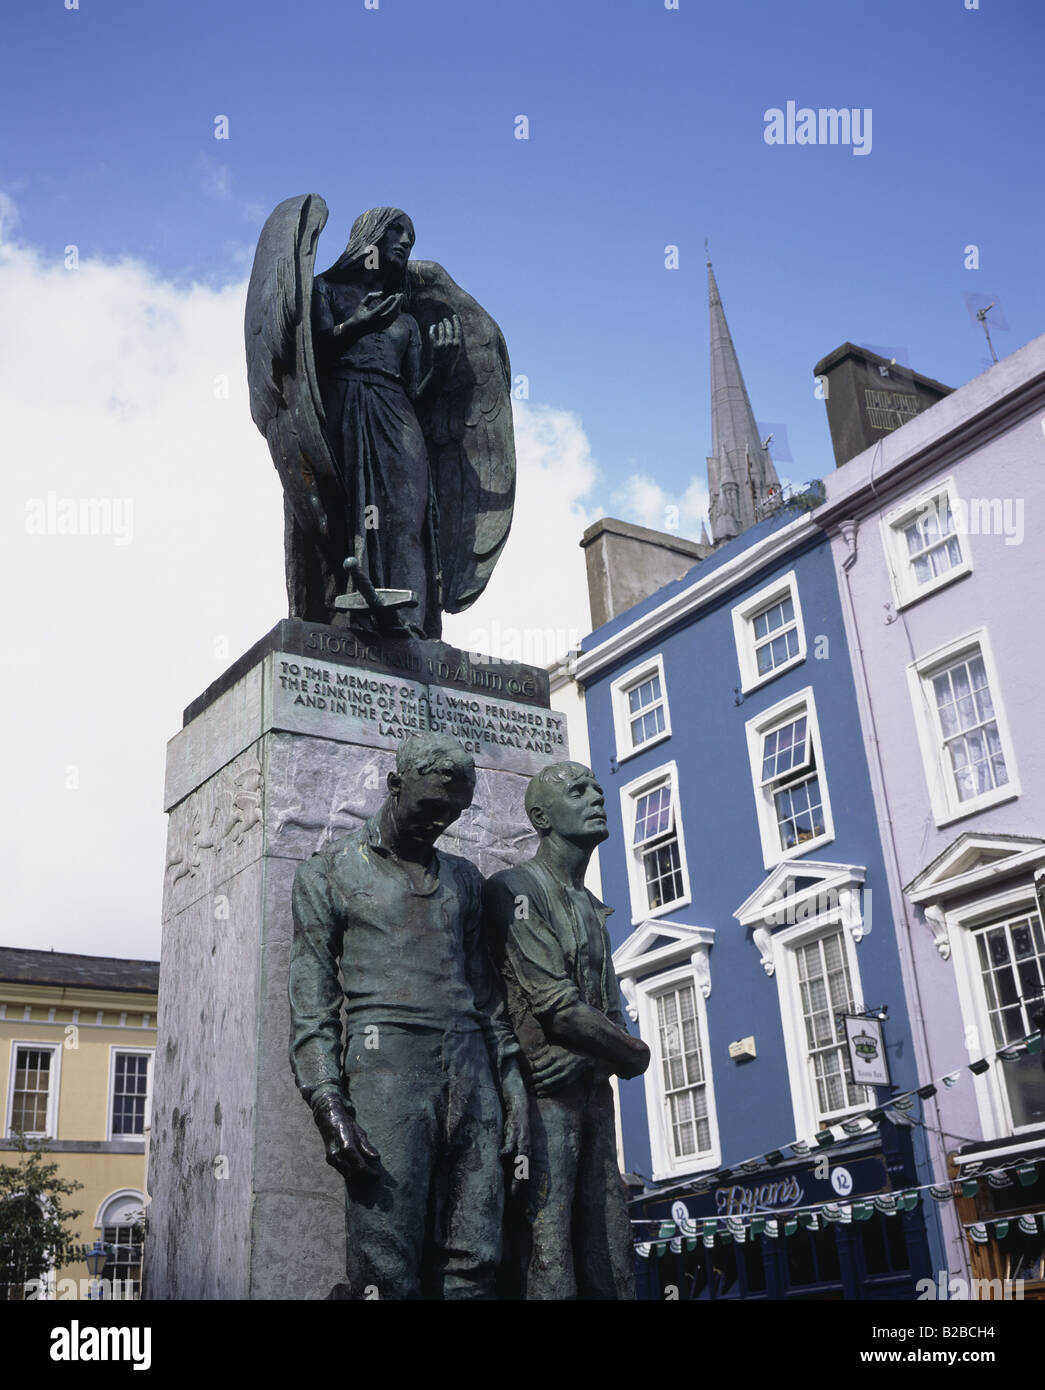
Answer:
[{"left": 705, "top": 258, "right": 781, "bottom": 543}]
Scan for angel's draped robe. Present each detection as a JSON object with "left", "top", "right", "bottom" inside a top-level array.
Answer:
[{"left": 311, "top": 275, "right": 440, "bottom": 637}]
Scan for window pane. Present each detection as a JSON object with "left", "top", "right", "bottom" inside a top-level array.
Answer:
[
  {"left": 762, "top": 717, "right": 808, "bottom": 781},
  {"left": 655, "top": 983, "right": 710, "bottom": 1160},
  {"left": 774, "top": 774, "right": 825, "bottom": 850},
  {"left": 626, "top": 674, "right": 665, "bottom": 746},
  {"left": 9, "top": 1048, "right": 52, "bottom": 1135},
  {"left": 111, "top": 1053, "right": 150, "bottom": 1137},
  {"left": 753, "top": 596, "right": 800, "bottom": 677},
  {"left": 973, "top": 913, "right": 1045, "bottom": 1125},
  {"left": 952, "top": 662, "right": 972, "bottom": 701},
  {"left": 643, "top": 837, "right": 684, "bottom": 909},
  {"left": 101, "top": 1222, "right": 143, "bottom": 1299},
  {"left": 903, "top": 497, "right": 963, "bottom": 587},
  {"left": 634, "top": 785, "right": 672, "bottom": 844},
  {"left": 933, "top": 652, "right": 1008, "bottom": 802},
  {"left": 796, "top": 933, "right": 867, "bottom": 1121},
  {"left": 629, "top": 704, "right": 665, "bottom": 745}
]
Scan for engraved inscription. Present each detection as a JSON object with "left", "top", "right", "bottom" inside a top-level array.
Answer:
[
  {"left": 271, "top": 655, "right": 567, "bottom": 771},
  {"left": 302, "top": 629, "right": 538, "bottom": 700}
]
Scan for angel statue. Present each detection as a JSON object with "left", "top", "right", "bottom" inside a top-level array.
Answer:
[{"left": 245, "top": 197, "right": 516, "bottom": 639}]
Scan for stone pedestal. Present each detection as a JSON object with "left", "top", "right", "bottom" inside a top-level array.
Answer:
[{"left": 144, "top": 620, "right": 568, "bottom": 1300}]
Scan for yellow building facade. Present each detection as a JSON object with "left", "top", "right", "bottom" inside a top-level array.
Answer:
[{"left": 0, "top": 948, "right": 158, "bottom": 1299}]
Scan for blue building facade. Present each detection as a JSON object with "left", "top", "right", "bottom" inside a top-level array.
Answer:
[{"left": 575, "top": 505, "right": 949, "bottom": 1299}]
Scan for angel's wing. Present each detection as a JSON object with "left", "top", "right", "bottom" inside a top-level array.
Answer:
[
  {"left": 407, "top": 261, "right": 516, "bottom": 613},
  {"left": 244, "top": 194, "right": 347, "bottom": 598}
]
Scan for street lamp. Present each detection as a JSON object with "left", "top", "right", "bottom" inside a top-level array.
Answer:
[{"left": 83, "top": 1240, "right": 109, "bottom": 1301}]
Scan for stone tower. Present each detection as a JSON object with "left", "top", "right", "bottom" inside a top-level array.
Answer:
[{"left": 706, "top": 259, "right": 782, "bottom": 543}]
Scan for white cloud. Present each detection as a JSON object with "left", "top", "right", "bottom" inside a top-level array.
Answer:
[
  {"left": 0, "top": 221, "right": 599, "bottom": 957},
  {"left": 443, "top": 402, "right": 601, "bottom": 666},
  {"left": 610, "top": 471, "right": 710, "bottom": 539},
  {"left": 0, "top": 233, "right": 285, "bottom": 959}
]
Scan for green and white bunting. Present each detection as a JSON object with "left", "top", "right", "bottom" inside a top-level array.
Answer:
[{"left": 630, "top": 1025, "right": 1045, "bottom": 1256}]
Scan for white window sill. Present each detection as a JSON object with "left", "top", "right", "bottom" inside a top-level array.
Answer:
[
  {"left": 630, "top": 892, "right": 692, "bottom": 927},
  {"left": 651, "top": 1155, "right": 719, "bottom": 1183},
  {"left": 739, "top": 650, "right": 806, "bottom": 696},
  {"left": 934, "top": 787, "right": 1019, "bottom": 830},
  {"left": 894, "top": 562, "right": 972, "bottom": 612},
  {"left": 615, "top": 727, "right": 672, "bottom": 764},
  {"left": 762, "top": 832, "right": 836, "bottom": 873}
]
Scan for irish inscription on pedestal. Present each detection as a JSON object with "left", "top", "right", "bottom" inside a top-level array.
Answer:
[{"left": 268, "top": 653, "right": 566, "bottom": 775}]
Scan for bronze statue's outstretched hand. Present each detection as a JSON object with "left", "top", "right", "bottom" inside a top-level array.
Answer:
[
  {"left": 428, "top": 313, "right": 461, "bottom": 364},
  {"left": 312, "top": 1093, "right": 381, "bottom": 1180},
  {"left": 336, "top": 291, "right": 403, "bottom": 342}
]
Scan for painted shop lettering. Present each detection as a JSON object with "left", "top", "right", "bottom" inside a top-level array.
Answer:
[{"left": 715, "top": 1176, "right": 804, "bottom": 1215}]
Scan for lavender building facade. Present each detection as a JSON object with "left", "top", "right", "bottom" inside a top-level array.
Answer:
[{"left": 814, "top": 331, "right": 1045, "bottom": 1294}]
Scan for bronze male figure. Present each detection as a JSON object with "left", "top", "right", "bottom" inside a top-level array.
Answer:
[
  {"left": 484, "top": 761, "right": 650, "bottom": 1299},
  {"left": 289, "top": 732, "right": 528, "bottom": 1299}
]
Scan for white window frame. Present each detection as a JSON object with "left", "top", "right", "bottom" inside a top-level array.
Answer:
[
  {"left": 95, "top": 1189, "right": 147, "bottom": 1300},
  {"left": 772, "top": 916, "right": 872, "bottom": 1139},
  {"left": 619, "top": 760, "right": 691, "bottom": 924},
  {"left": 106, "top": 1047, "right": 154, "bottom": 1143},
  {"left": 95, "top": 1188, "right": 148, "bottom": 1231},
  {"left": 943, "top": 884, "right": 1045, "bottom": 1141},
  {"left": 610, "top": 653, "right": 672, "bottom": 762},
  {"left": 882, "top": 476, "right": 972, "bottom": 610},
  {"left": 731, "top": 570, "right": 807, "bottom": 694},
  {"left": 745, "top": 687, "right": 834, "bottom": 871},
  {"left": 5, "top": 1041, "right": 62, "bottom": 1140},
  {"left": 634, "top": 963, "right": 720, "bottom": 1180},
  {"left": 906, "top": 628, "right": 1019, "bottom": 827}
]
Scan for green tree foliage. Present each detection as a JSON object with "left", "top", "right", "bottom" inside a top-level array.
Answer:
[{"left": 0, "top": 1134, "right": 83, "bottom": 1300}]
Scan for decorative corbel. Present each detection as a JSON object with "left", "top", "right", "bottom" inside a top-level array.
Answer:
[
  {"left": 839, "top": 885, "right": 868, "bottom": 944},
  {"left": 691, "top": 942, "right": 712, "bottom": 1000},
  {"left": 839, "top": 518, "right": 859, "bottom": 572},
  {"left": 618, "top": 974, "right": 640, "bottom": 1022},
  {"left": 923, "top": 903, "right": 951, "bottom": 961},
  {"left": 752, "top": 925, "right": 776, "bottom": 977}
]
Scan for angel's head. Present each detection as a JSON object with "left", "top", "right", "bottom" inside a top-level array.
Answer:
[{"left": 322, "top": 207, "right": 415, "bottom": 288}]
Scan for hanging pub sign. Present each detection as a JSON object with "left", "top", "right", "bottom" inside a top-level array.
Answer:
[{"left": 844, "top": 1015, "right": 891, "bottom": 1087}]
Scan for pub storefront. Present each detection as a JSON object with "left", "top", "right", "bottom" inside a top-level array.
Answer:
[
  {"left": 632, "top": 1133, "right": 935, "bottom": 1301},
  {"left": 951, "top": 1129, "right": 1045, "bottom": 1299}
]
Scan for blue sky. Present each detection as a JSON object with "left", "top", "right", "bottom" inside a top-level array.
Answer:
[
  {"left": 5, "top": 0, "right": 1043, "bottom": 509},
  {"left": 2, "top": 0, "right": 1043, "bottom": 957}
]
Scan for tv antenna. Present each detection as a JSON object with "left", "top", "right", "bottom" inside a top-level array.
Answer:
[{"left": 976, "top": 301, "right": 999, "bottom": 364}]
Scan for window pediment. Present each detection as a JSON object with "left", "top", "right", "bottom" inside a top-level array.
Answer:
[
  {"left": 734, "top": 860, "right": 868, "bottom": 977},
  {"left": 905, "top": 833, "right": 1045, "bottom": 906},
  {"left": 613, "top": 920, "right": 716, "bottom": 1018}
]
